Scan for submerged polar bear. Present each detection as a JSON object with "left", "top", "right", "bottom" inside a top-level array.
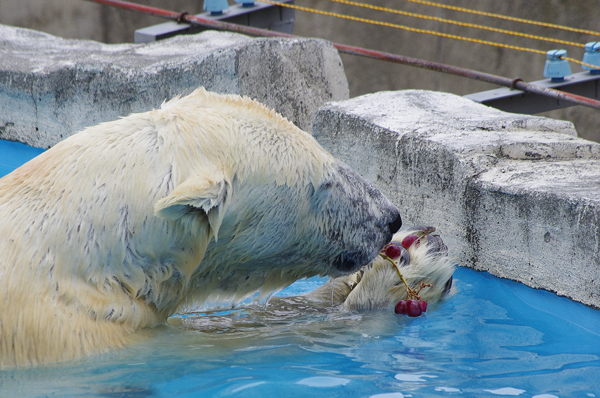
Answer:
[{"left": 0, "top": 88, "right": 402, "bottom": 367}]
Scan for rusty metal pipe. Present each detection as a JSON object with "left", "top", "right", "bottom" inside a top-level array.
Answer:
[{"left": 88, "top": 0, "right": 600, "bottom": 110}]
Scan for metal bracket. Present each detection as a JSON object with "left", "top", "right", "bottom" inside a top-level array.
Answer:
[
  {"left": 464, "top": 71, "right": 600, "bottom": 114},
  {"left": 134, "top": 0, "right": 295, "bottom": 43}
]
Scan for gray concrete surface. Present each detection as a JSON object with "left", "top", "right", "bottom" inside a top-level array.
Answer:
[
  {"left": 2, "top": 0, "right": 599, "bottom": 142},
  {"left": 0, "top": 24, "right": 348, "bottom": 148},
  {"left": 313, "top": 90, "right": 600, "bottom": 309}
]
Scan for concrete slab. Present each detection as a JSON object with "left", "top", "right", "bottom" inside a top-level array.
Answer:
[
  {"left": 313, "top": 89, "right": 600, "bottom": 308},
  {"left": 0, "top": 24, "right": 348, "bottom": 148}
]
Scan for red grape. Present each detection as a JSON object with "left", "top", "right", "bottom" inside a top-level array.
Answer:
[
  {"left": 406, "top": 299, "right": 423, "bottom": 317},
  {"left": 394, "top": 300, "right": 407, "bottom": 314},
  {"left": 420, "top": 300, "right": 428, "bottom": 312},
  {"left": 384, "top": 243, "right": 403, "bottom": 259},
  {"left": 401, "top": 235, "right": 420, "bottom": 249}
]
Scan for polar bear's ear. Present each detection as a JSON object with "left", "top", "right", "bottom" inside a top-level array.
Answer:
[{"left": 154, "top": 176, "right": 231, "bottom": 239}]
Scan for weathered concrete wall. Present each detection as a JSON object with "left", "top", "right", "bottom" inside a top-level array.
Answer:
[
  {"left": 313, "top": 90, "right": 600, "bottom": 308},
  {"left": 1, "top": 0, "right": 599, "bottom": 142},
  {"left": 0, "top": 24, "right": 348, "bottom": 148}
]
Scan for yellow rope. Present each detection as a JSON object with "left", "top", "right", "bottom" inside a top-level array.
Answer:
[
  {"left": 261, "top": 0, "right": 597, "bottom": 70},
  {"left": 262, "top": 0, "right": 548, "bottom": 54},
  {"left": 565, "top": 57, "right": 598, "bottom": 70},
  {"left": 400, "top": 0, "right": 600, "bottom": 37},
  {"left": 329, "top": 0, "right": 584, "bottom": 48}
]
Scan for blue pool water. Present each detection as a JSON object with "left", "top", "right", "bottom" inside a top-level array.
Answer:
[
  {"left": 0, "top": 139, "right": 45, "bottom": 177},
  {"left": 1, "top": 140, "right": 600, "bottom": 397}
]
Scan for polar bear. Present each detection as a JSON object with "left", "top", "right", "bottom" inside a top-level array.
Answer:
[{"left": 0, "top": 88, "right": 402, "bottom": 367}]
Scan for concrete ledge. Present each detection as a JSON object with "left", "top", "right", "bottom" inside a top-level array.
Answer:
[
  {"left": 0, "top": 24, "right": 348, "bottom": 148},
  {"left": 313, "top": 90, "right": 600, "bottom": 308}
]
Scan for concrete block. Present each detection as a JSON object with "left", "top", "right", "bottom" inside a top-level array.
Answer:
[
  {"left": 313, "top": 89, "right": 600, "bottom": 308},
  {"left": 0, "top": 24, "right": 348, "bottom": 148}
]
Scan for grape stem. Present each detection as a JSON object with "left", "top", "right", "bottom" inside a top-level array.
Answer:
[{"left": 379, "top": 253, "right": 433, "bottom": 301}]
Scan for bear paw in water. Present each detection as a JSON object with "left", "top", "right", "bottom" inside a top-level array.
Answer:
[
  {"left": 306, "top": 226, "right": 454, "bottom": 312},
  {"left": 381, "top": 226, "right": 450, "bottom": 317}
]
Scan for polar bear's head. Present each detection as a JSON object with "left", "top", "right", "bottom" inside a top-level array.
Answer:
[{"left": 151, "top": 88, "right": 402, "bottom": 308}]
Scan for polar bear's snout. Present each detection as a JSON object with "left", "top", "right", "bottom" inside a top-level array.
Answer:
[
  {"left": 331, "top": 208, "right": 401, "bottom": 273},
  {"left": 313, "top": 162, "right": 402, "bottom": 274}
]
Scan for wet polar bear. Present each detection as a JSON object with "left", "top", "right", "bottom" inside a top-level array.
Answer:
[{"left": 0, "top": 88, "right": 402, "bottom": 367}]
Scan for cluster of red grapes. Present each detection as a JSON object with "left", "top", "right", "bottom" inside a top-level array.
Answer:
[
  {"left": 394, "top": 298, "right": 427, "bottom": 317},
  {"left": 381, "top": 234, "right": 431, "bottom": 318}
]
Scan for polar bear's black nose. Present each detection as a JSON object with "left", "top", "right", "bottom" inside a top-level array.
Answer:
[{"left": 388, "top": 212, "right": 402, "bottom": 234}]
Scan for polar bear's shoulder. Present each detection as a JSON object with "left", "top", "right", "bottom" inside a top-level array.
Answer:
[{"left": 159, "top": 88, "right": 293, "bottom": 130}]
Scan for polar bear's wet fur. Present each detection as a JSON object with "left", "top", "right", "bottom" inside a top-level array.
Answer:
[{"left": 0, "top": 88, "right": 402, "bottom": 367}]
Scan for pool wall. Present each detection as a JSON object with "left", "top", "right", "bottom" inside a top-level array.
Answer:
[
  {"left": 0, "top": 24, "right": 348, "bottom": 148},
  {"left": 313, "top": 90, "right": 600, "bottom": 309}
]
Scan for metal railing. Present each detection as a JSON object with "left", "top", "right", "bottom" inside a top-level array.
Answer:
[{"left": 87, "top": 0, "right": 600, "bottom": 111}]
